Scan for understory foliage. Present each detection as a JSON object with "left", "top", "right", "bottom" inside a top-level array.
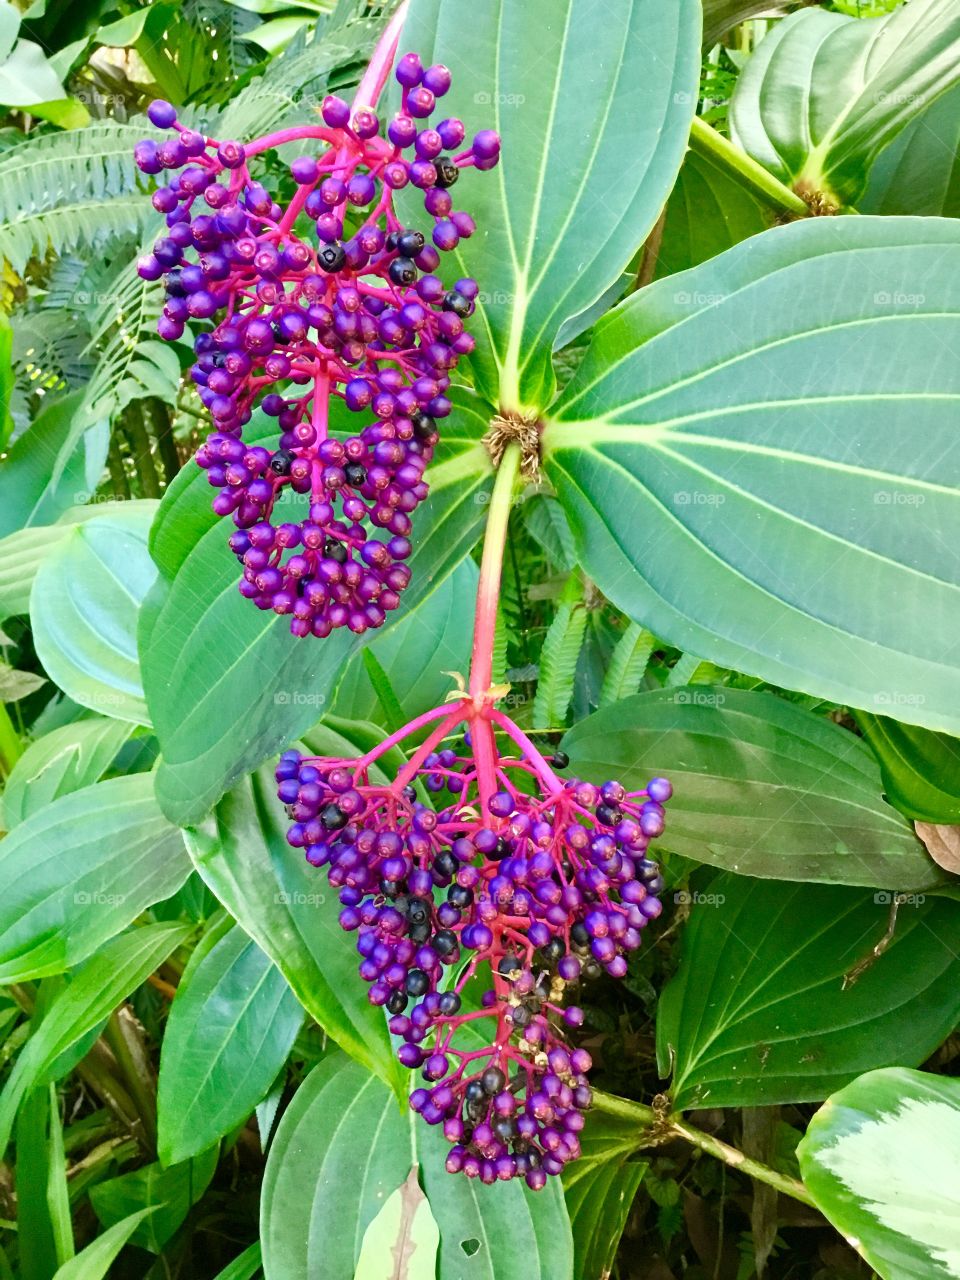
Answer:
[{"left": 1, "top": 0, "right": 960, "bottom": 1278}]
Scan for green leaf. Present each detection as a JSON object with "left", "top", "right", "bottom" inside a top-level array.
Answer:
[
  {"left": 563, "top": 687, "right": 935, "bottom": 888},
  {"left": 183, "top": 758, "right": 403, "bottom": 1097},
  {"left": 141, "top": 394, "right": 489, "bottom": 826},
  {"left": 531, "top": 572, "right": 587, "bottom": 729},
  {"left": 0, "top": 774, "right": 191, "bottom": 984},
  {"left": 332, "top": 557, "right": 479, "bottom": 729},
  {"left": 157, "top": 923, "right": 303, "bottom": 1166},
  {"left": 656, "top": 148, "right": 773, "bottom": 279},
  {"left": 89, "top": 1146, "right": 218, "bottom": 1253},
  {"left": 597, "top": 623, "right": 655, "bottom": 709},
  {"left": 31, "top": 506, "right": 156, "bottom": 723},
  {"left": 0, "top": 923, "right": 193, "bottom": 1156},
  {"left": 51, "top": 1209, "right": 156, "bottom": 1280},
  {"left": 562, "top": 1103, "right": 646, "bottom": 1280},
  {"left": 855, "top": 713, "right": 960, "bottom": 824},
  {"left": 544, "top": 217, "right": 960, "bottom": 735},
  {"left": 798, "top": 1067, "right": 960, "bottom": 1280},
  {"left": 862, "top": 82, "right": 960, "bottom": 217},
  {"left": 729, "top": 0, "right": 960, "bottom": 206},
  {"left": 521, "top": 494, "right": 575, "bottom": 572},
  {"left": 0, "top": 661, "right": 45, "bottom": 699},
  {"left": 260, "top": 1052, "right": 573, "bottom": 1280},
  {"left": 398, "top": 0, "right": 701, "bottom": 410},
  {"left": 16, "top": 1084, "right": 73, "bottom": 1280},
  {"left": 210, "top": 1242, "right": 263, "bottom": 1280},
  {"left": 0, "top": 392, "right": 104, "bottom": 538},
  {"left": 657, "top": 874, "right": 960, "bottom": 1110},
  {"left": 354, "top": 1167, "right": 440, "bottom": 1280},
  {"left": 702, "top": 0, "right": 791, "bottom": 46},
  {"left": 0, "top": 501, "right": 158, "bottom": 621},
  {"left": 1, "top": 717, "right": 135, "bottom": 827}
]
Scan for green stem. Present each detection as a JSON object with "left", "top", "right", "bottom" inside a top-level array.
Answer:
[
  {"left": 0, "top": 703, "right": 22, "bottom": 778},
  {"left": 144, "top": 397, "right": 182, "bottom": 487},
  {"left": 593, "top": 1093, "right": 814, "bottom": 1207},
  {"left": 689, "top": 115, "right": 810, "bottom": 219},
  {"left": 103, "top": 1008, "right": 157, "bottom": 1153},
  {"left": 106, "top": 434, "right": 131, "bottom": 501},
  {"left": 468, "top": 442, "right": 522, "bottom": 699},
  {"left": 119, "top": 405, "right": 161, "bottom": 499}
]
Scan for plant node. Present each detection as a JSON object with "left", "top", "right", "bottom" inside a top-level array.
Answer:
[{"left": 484, "top": 411, "right": 542, "bottom": 481}]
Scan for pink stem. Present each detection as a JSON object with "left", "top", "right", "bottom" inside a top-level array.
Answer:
[{"left": 352, "top": 2, "right": 410, "bottom": 110}]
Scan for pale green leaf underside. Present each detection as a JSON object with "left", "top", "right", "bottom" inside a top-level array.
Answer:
[
  {"left": 544, "top": 217, "right": 960, "bottom": 735},
  {"left": 729, "top": 0, "right": 960, "bottom": 204},
  {"left": 799, "top": 1068, "right": 960, "bottom": 1279}
]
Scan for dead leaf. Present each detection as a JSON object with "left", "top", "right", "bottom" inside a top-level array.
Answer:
[{"left": 915, "top": 822, "right": 960, "bottom": 874}]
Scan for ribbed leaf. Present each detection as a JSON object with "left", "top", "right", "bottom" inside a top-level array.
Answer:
[
  {"left": 544, "top": 217, "right": 960, "bottom": 734},
  {"left": 531, "top": 573, "right": 587, "bottom": 729},
  {"left": 862, "top": 82, "right": 960, "bottom": 217},
  {"left": 1, "top": 718, "right": 135, "bottom": 827},
  {"left": 729, "top": 0, "right": 960, "bottom": 206},
  {"left": 598, "top": 623, "right": 655, "bottom": 709}
]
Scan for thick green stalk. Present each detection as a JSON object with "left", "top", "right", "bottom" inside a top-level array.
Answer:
[{"left": 689, "top": 115, "right": 810, "bottom": 219}]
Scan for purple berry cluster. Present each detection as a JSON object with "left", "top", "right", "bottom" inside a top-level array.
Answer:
[
  {"left": 276, "top": 704, "right": 669, "bottom": 1187},
  {"left": 134, "top": 54, "right": 500, "bottom": 637}
]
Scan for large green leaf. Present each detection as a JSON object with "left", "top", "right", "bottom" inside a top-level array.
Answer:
[
  {"left": 183, "top": 756, "right": 403, "bottom": 1096},
  {"left": 0, "top": 501, "right": 158, "bottom": 621},
  {"left": 260, "top": 1052, "right": 573, "bottom": 1280},
  {"left": 562, "top": 687, "right": 936, "bottom": 888},
  {"left": 0, "top": 774, "right": 191, "bottom": 984},
  {"left": 157, "top": 922, "right": 303, "bottom": 1165},
  {"left": 399, "top": 0, "right": 701, "bottom": 411},
  {"left": 855, "top": 712, "right": 960, "bottom": 824},
  {"left": 1, "top": 717, "right": 136, "bottom": 828},
  {"left": 702, "top": 0, "right": 792, "bottom": 46},
  {"left": 562, "top": 1104, "right": 646, "bottom": 1280},
  {"left": 0, "top": 923, "right": 192, "bottom": 1156},
  {"left": 141, "top": 393, "right": 489, "bottom": 826},
  {"left": 543, "top": 217, "right": 960, "bottom": 734},
  {"left": 861, "top": 82, "right": 960, "bottom": 217},
  {"left": 729, "top": 0, "right": 960, "bottom": 206},
  {"left": 798, "top": 1068, "right": 960, "bottom": 1280},
  {"left": 51, "top": 1210, "right": 156, "bottom": 1280},
  {"left": 0, "top": 392, "right": 104, "bottom": 538},
  {"left": 658, "top": 874, "right": 960, "bottom": 1110},
  {"left": 31, "top": 506, "right": 156, "bottom": 724}
]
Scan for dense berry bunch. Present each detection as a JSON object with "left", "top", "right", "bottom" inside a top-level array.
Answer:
[
  {"left": 276, "top": 701, "right": 669, "bottom": 1187},
  {"left": 135, "top": 54, "right": 499, "bottom": 637}
]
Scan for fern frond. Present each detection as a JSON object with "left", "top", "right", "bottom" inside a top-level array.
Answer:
[
  {"left": 532, "top": 574, "right": 588, "bottom": 730},
  {"left": 0, "top": 123, "right": 150, "bottom": 273},
  {"left": 599, "top": 623, "right": 656, "bottom": 709}
]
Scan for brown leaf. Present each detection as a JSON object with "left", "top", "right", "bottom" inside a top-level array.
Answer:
[{"left": 915, "top": 822, "right": 960, "bottom": 874}]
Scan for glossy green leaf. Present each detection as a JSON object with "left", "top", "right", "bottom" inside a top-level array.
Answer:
[
  {"left": 332, "top": 556, "right": 478, "bottom": 727},
  {"left": 0, "top": 774, "right": 191, "bottom": 984},
  {"left": 0, "top": 501, "right": 158, "bottom": 621},
  {"left": 31, "top": 505, "right": 156, "bottom": 723},
  {"left": 798, "top": 1067, "right": 960, "bottom": 1280},
  {"left": 729, "top": 0, "right": 960, "bottom": 206},
  {"left": 51, "top": 1210, "right": 156, "bottom": 1280},
  {"left": 0, "top": 923, "right": 192, "bottom": 1155},
  {"left": 0, "top": 392, "right": 104, "bottom": 538},
  {"left": 89, "top": 1145, "right": 218, "bottom": 1253},
  {"left": 399, "top": 0, "right": 701, "bottom": 411},
  {"left": 855, "top": 712, "right": 960, "bottom": 824},
  {"left": 656, "top": 148, "right": 773, "bottom": 279},
  {"left": 702, "top": 0, "right": 791, "bottom": 46},
  {"left": 563, "top": 687, "right": 935, "bottom": 887},
  {"left": 1, "top": 718, "right": 135, "bottom": 828},
  {"left": 354, "top": 1167, "right": 440, "bottom": 1280},
  {"left": 141, "top": 393, "right": 489, "bottom": 827},
  {"left": 544, "top": 217, "right": 960, "bottom": 735},
  {"left": 261, "top": 1052, "right": 573, "bottom": 1280},
  {"left": 562, "top": 1102, "right": 646, "bottom": 1280},
  {"left": 862, "top": 82, "right": 960, "bottom": 217},
  {"left": 184, "top": 757, "right": 403, "bottom": 1096},
  {"left": 157, "top": 923, "right": 303, "bottom": 1165},
  {"left": 657, "top": 875, "right": 960, "bottom": 1110}
]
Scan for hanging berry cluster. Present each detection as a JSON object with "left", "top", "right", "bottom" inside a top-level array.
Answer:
[
  {"left": 276, "top": 699, "right": 669, "bottom": 1188},
  {"left": 134, "top": 53, "right": 499, "bottom": 638}
]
